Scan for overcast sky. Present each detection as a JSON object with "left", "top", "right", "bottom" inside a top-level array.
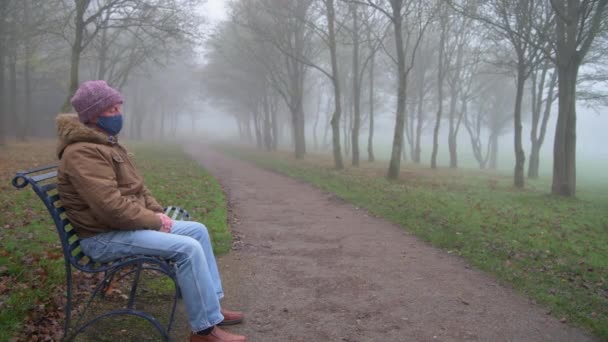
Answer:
[{"left": 202, "top": 0, "right": 228, "bottom": 24}]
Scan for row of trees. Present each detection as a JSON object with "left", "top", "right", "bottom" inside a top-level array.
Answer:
[
  {"left": 203, "top": 0, "right": 608, "bottom": 197},
  {"left": 0, "top": 0, "right": 204, "bottom": 142}
]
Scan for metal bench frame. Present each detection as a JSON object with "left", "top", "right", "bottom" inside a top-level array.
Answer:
[{"left": 12, "top": 164, "right": 189, "bottom": 341}]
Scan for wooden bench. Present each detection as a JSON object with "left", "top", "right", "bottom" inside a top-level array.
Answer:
[{"left": 12, "top": 164, "right": 188, "bottom": 341}]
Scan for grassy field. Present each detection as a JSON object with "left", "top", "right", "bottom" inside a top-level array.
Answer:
[
  {"left": 0, "top": 141, "right": 230, "bottom": 341},
  {"left": 222, "top": 146, "right": 608, "bottom": 339}
]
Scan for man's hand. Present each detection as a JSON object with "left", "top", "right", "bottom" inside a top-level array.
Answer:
[{"left": 156, "top": 213, "right": 173, "bottom": 233}]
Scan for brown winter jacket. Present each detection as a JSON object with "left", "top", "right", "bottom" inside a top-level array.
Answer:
[{"left": 56, "top": 114, "right": 163, "bottom": 238}]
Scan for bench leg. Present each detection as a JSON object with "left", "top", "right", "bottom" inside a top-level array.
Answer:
[
  {"left": 127, "top": 263, "right": 143, "bottom": 309},
  {"left": 63, "top": 260, "right": 73, "bottom": 338}
]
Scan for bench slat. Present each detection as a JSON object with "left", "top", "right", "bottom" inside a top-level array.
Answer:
[
  {"left": 69, "top": 240, "right": 80, "bottom": 251},
  {"left": 66, "top": 229, "right": 77, "bottom": 239},
  {"left": 16, "top": 164, "right": 57, "bottom": 175},
  {"left": 31, "top": 171, "right": 58, "bottom": 183}
]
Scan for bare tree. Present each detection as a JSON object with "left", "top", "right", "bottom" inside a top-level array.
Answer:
[
  {"left": 451, "top": 0, "right": 546, "bottom": 188},
  {"left": 233, "top": 0, "right": 315, "bottom": 159},
  {"left": 361, "top": 0, "right": 436, "bottom": 179},
  {"left": 549, "top": 0, "right": 607, "bottom": 196},
  {"left": 61, "top": 0, "right": 200, "bottom": 111},
  {"left": 465, "top": 72, "right": 515, "bottom": 169},
  {"left": 430, "top": 4, "right": 447, "bottom": 169},
  {"left": 528, "top": 60, "right": 557, "bottom": 178}
]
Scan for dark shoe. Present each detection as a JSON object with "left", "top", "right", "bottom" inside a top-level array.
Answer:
[
  {"left": 190, "top": 327, "right": 247, "bottom": 342},
  {"left": 218, "top": 308, "right": 244, "bottom": 326}
]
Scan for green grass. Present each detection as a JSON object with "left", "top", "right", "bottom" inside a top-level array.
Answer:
[
  {"left": 0, "top": 142, "right": 229, "bottom": 341},
  {"left": 221, "top": 146, "right": 608, "bottom": 339}
]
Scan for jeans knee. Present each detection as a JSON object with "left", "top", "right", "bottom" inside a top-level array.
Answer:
[
  {"left": 193, "top": 222, "right": 210, "bottom": 241},
  {"left": 177, "top": 237, "right": 204, "bottom": 263}
]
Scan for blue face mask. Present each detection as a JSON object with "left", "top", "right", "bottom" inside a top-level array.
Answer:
[{"left": 96, "top": 114, "right": 123, "bottom": 136}]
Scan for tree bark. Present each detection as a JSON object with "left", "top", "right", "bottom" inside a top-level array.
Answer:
[
  {"left": 0, "top": 44, "right": 4, "bottom": 145},
  {"left": 326, "top": 0, "right": 344, "bottom": 169},
  {"left": 414, "top": 79, "right": 424, "bottom": 163},
  {"left": 447, "top": 36, "right": 465, "bottom": 169},
  {"left": 8, "top": 24, "right": 17, "bottom": 140},
  {"left": 513, "top": 62, "right": 526, "bottom": 188},
  {"left": 431, "top": 15, "right": 446, "bottom": 169},
  {"left": 271, "top": 95, "right": 279, "bottom": 150},
  {"left": 387, "top": 2, "right": 406, "bottom": 179},
  {"left": 351, "top": 3, "right": 361, "bottom": 167},
  {"left": 447, "top": 92, "right": 458, "bottom": 168},
  {"left": 528, "top": 69, "right": 556, "bottom": 179},
  {"left": 21, "top": 0, "right": 32, "bottom": 141},
  {"left": 0, "top": 0, "right": 7, "bottom": 144},
  {"left": 549, "top": 0, "right": 607, "bottom": 196},
  {"left": 263, "top": 93, "right": 273, "bottom": 151},
  {"left": 367, "top": 50, "right": 375, "bottom": 162},
  {"left": 552, "top": 64, "right": 578, "bottom": 196},
  {"left": 313, "top": 94, "right": 320, "bottom": 151},
  {"left": 489, "top": 133, "right": 498, "bottom": 169},
  {"left": 97, "top": 11, "right": 111, "bottom": 79},
  {"left": 62, "top": 0, "right": 89, "bottom": 112}
]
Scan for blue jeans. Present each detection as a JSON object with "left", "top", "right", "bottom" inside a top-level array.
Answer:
[{"left": 80, "top": 220, "right": 224, "bottom": 331}]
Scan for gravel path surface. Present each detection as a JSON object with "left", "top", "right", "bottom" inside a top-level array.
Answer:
[{"left": 186, "top": 145, "right": 594, "bottom": 342}]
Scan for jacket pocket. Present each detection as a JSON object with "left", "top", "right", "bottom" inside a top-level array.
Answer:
[{"left": 112, "top": 153, "right": 135, "bottom": 187}]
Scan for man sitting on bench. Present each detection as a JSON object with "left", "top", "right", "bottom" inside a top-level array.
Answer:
[{"left": 56, "top": 80, "right": 247, "bottom": 342}]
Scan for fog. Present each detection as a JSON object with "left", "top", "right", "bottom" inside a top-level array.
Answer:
[{"left": 1, "top": 0, "right": 607, "bottom": 196}]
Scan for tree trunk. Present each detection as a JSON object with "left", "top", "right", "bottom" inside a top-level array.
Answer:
[
  {"left": 431, "top": 18, "right": 446, "bottom": 169},
  {"left": 326, "top": 0, "right": 344, "bottom": 169},
  {"left": 62, "top": 0, "right": 89, "bottom": 112},
  {"left": 97, "top": 13, "right": 111, "bottom": 79},
  {"left": 236, "top": 117, "right": 243, "bottom": 140},
  {"left": 313, "top": 93, "right": 321, "bottom": 151},
  {"left": 414, "top": 81, "right": 424, "bottom": 163},
  {"left": 367, "top": 51, "right": 375, "bottom": 162},
  {"left": 552, "top": 64, "right": 578, "bottom": 196},
  {"left": 489, "top": 133, "right": 498, "bottom": 169},
  {"left": 0, "top": 0, "right": 7, "bottom": 144},
  {"left": 244, "top": 116, "right": 253, "bottom": 143},
  {"left": 406, "top": 97, "right": 415, "bottom": 160},
  {"left": 387, "top": 4, "right": 406, "bottom": 180},
  {"left": 159, "top": 101, "right": 165, "bottom": 140},
  {"left": 548, "top": 0, "right": 607, "bottom": 196},
  {"left": 271, "top": 96, "right": 278, "bottom": 150},
  {"left": 8, "top": 34, "right": 17, "bottom": 141},
  {"left": 529, "top": 69, "right": 556, "bottom": 179},
  {"left": 293, "top": 100, "right": 306, "bottom": 158},
  {"left": 343, "top": 105, "right": 351, "bottom": 157},
  {"left": 447, "top": 93, "right": 458, "bottom": 168},
  {"left": 263, "top": 94, "right": 273, "bottom": 151},
  {"left": 513, "top": 63, "right": 526, "bottom": 188},
  {"left": 252, "top": 109, "right": 263, "bottom": 149},
  {"left": 528, "top": 143, "right": 541, "bottom": 179},
  {"left": 0, "top": 48, "right": 4, "bottom": 145},
  {"left": 351, "top": 3, "right": 361, "bottom": 167},
  {"left": 21, "top": 0, "right": 32, "bottom": 141}
]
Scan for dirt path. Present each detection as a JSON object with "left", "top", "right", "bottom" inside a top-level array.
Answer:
[{"left": 185, "top": 145, "right": 594, "bottom": 342}]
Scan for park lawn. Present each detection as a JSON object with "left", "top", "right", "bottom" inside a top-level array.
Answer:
[
  {"left": 0, "top": 141, "right": 230, "bottom": 341},
  {"left": 222, "top": 146, "right": 608, "bottom": 339}
]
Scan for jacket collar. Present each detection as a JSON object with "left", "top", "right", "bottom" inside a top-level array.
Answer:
[{"left": 56, "top": 114, "right": 117, "bottom": 159}]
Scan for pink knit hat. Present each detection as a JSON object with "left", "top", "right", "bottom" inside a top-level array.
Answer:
[{"left": 70, "top": 80, "right": 124, "bottom": 123}]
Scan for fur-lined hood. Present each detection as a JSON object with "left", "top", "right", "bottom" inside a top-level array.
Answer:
[{"left": 56, "top": 113, "right": 113, "bottom": 159}]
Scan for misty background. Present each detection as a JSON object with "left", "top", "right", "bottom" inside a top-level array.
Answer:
[{"left": 0, "top": 0, "right": 607, "bottom": 191}]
